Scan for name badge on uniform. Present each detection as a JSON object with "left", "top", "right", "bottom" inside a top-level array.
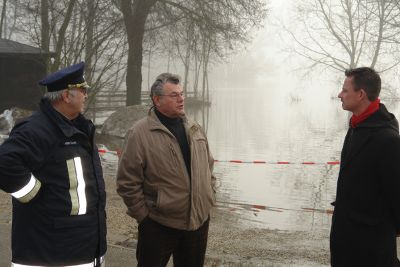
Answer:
[{"left": 64, "top": 141, "right": 77, "bottom": 146}]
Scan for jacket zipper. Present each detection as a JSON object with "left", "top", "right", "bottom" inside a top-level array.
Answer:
[{"left": 169, "top": 140, "right": 192, "bottom": 228}]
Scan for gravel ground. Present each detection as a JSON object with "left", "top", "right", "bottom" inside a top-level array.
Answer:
[
  {"left": 0, "top": 171, "right": 331, "bottom": 267},
  {"left": 95, "top": 134, "right": 332, "bottom": 266},
  {"left": 95, "top": 135, "right": 332, "bottom": 266},
  {"left": 102, "top": 169, "right": 331, "bottom": 267},
  {"left": 0, "top": 131, "right": 332, "bottom": 267}
]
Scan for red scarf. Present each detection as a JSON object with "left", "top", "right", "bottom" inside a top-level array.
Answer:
[{"left": 350, "top": 99, "right": 380, "bottom": 128}]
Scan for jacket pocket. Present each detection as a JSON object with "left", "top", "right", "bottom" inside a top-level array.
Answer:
[
  {"left": 144, "top": 192, "right": 158, "bottom": 209},
  {"left": 193, "top": 138, "right": 207, "bottom": 153},
  {"left": 156, "top": 188, "right": 188, "bottom": 216},
  {"left": 53, "top": 214, "right": 97, "bottom": 229}
]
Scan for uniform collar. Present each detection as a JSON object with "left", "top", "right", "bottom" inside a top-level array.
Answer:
[{"left": 40, "top": 98, "right": 91, "bottom": 138}]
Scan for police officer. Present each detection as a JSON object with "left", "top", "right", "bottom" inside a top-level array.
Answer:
[{"left": 0, "top": 62, "right": 107, "bottom": 266}]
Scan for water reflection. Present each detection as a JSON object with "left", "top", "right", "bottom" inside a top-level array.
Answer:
[
  {"left": 185, "top": 88, "right": 400, "bottom": 232},
  {"left": 98, "top": 91, "right": 400, "bottom": 232}
]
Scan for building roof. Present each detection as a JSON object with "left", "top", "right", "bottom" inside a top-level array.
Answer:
[{"left": 0, "top": 38, "right": 50, "bottom": 55}]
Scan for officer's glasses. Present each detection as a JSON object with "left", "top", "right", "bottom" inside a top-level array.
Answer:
[{"left": 68, "top": 82, "right": 89, "bottom": 95}]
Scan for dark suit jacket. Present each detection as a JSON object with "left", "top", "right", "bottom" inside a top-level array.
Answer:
[{"left": 331, "top": 104, "right": 400, "bottom": 267}]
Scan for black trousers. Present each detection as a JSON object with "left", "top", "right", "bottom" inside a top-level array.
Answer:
[{"left": 136, "top": 217, "right": 210, "bottom": 267}]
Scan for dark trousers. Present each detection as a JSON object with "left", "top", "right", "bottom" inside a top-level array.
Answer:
[{"left": 136, "top": 217, "right": 209, "bottom": 267}]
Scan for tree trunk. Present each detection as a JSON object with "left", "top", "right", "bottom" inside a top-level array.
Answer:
[
  {"left": 370, "top": 1, "right": 385, "bottom": 69},
  {"left": 201, "top": 38, "right": 211, "bottom": 102},
  {"left": 51, "top": 0, "right": 77, "bottom": 71},
  {"left": 40, "top": 0, "right": 50, "bottom": 73},
  {"left": 85, "top": 0, "right": 95, "bottom": 84},
  {"left": 121, "top": 0, "right": 157, "bottom": 106},
  {"left": 0, "top": 0, "right": 7, "bottom": 38},
  {"left": 183, "top": 46, "right": 190, "bottom": 94},
  {"left": 147, "top": 45, "right": 152, "bottom": 90},
  {"left": 193, "top": 44, "right": 201, "bottom": 98},
  {"left": 85, "top": 0, "right": 95, "bottom": 122}
]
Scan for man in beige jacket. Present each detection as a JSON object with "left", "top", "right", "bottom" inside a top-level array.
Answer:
[{"left": 116, "top": 73, "right": 216, "bottom": 267}]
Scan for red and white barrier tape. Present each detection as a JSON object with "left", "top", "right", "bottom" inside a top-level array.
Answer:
[
  {"left": 217, "top": 200, "right": 333, "bottom": 215},
  {"left": 98, "top": 148, "right": 336, "bottom": 215},
  {"left": 215, "top": 160, "right": 340, "bottom": 165},
  {"left": 98, "top": 149, "right": 340, "bottom": 165},
  {"left": 98, "top": 149, "right": 121, "bottom": 156}
]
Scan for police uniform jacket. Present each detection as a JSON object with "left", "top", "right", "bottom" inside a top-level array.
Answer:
[
  {"left": 0, "top": 98, "right": 107, "bottom": 266},
  {"left": 330, "top": 104, "right": 400, "bottom": 267}
]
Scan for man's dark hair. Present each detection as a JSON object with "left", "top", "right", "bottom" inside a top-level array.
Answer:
[{"left": 345, "top": 67, "right": 381, "bottom": 101}]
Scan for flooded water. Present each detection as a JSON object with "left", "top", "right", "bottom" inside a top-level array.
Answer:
[
  {"left": 185, "top": 87, "right": 400, "bottom": 233},
  {"left": 99, "top": 86, "right": 400, "bottom": 234}
]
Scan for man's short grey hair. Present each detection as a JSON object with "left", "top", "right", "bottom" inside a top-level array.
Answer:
[
  {"left": 150, "top": 73, "right": 181, "bottom": 97},
  {"left": 43, "top": 90, "right": 64, "bottom": 103}
]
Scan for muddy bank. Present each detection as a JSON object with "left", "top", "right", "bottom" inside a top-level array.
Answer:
[
  {"left": 0, "top": 171, "right": 331, "bottom": 267},
  {"left": 0, "top": 132, "right": 332, "bottom": 267},
  {"left": 102, "top": 165, "right": 331, "bottom": 266}
]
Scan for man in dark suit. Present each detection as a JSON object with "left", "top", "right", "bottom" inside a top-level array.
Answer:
[{"left": 331, "top": 67, "right": 400, "bottom": 267}]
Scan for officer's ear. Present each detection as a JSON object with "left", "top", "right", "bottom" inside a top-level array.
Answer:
[{"left": 61, "top": 89, "right": 72, "bottom": 103}]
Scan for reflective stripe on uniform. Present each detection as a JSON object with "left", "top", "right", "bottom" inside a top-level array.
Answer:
[
  {"left": 11, "top": 255, "right": 105, "bottom": 267},
  {"left": 11, "top": 174, "right": 41, "bottom": 203},
  {"left": 66, "top": 157, "right": 87, "bottom": 215}
]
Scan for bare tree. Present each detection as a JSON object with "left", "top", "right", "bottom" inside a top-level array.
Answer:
[
  {"left": 8, "top": 0, "right": 128, "bottom": 123},
  {"left": 0, "top": 0, "right": 20, "bottom": 39},
  {"left": 40, "top": 0, "right": 50, "bottom": 72},
  {"left": 118, "top": 0, "right": 157, "bottom": 106},
  {"left": 51, "top": 0, "right": 77, "bottom": 71},
  {"left": 287, "top": 0, "right": 400, "bottom": 73},
  {"left": 4, "top": 0, "right": 266, "bottom": 110},
  {"left": 116, "top": 0, "right": 267, "bottom": 106}
]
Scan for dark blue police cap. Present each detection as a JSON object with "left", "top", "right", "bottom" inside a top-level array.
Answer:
[{"left": 38, "top": 62, "right": 89, "bottom": 92}]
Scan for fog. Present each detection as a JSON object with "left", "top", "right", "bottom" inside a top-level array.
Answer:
[
  {"left": 208, "top": 0, "right": 342, "bottom": 108},
  {"left": 2, "top": 0, "right": 400, "bottom": 265}
]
